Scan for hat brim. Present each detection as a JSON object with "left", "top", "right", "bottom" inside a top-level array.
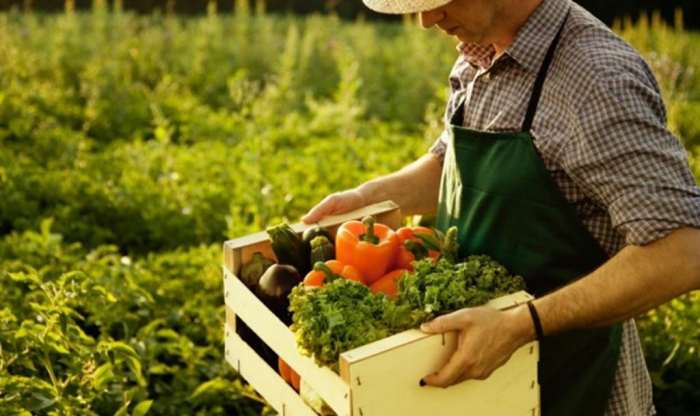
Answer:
[{"left": 362, "top": 0, "right": 453, "bottom": 14}]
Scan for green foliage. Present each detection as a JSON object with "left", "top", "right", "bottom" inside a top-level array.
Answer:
[
  {"left": 289, "top": 279, "right": 389, "bottom": 371},
  {"left": 0, "top": 5, "right": 698, "bottom": 415},
  {"left": 637, "top": 292, "right": 700, "bottom": 415},
  {"left": 396, "top": 256, "right": 526, "bottom": 320},
  {"left": 0, "top": 222, "right": 267, "bottom": 415},
  {"left": 0, "top": 9, "right": 435, "bottom": 254}
]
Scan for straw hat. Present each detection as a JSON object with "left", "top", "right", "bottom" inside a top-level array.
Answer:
[{"left": 362, "top": 0, "right": 452, "bottom": 14}]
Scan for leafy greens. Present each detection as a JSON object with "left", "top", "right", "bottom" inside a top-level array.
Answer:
[{"left": 289, "top": 249, "right": 526, "bottom": 370}]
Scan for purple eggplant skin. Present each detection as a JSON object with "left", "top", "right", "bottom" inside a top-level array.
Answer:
[
  {"left": 256, "top": 264, "right": 303, "bottom": 326},
  {"left": 237, "top": 263, "right": 301, "bottom": 371}
]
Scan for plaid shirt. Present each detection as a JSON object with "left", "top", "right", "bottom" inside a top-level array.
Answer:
[{"left": 429, "top": 0, "right": 700, "bottom": 414}]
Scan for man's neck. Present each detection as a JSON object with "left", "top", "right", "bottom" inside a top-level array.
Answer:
[{"left": 491, "top": 0, "right": 545, "bottom": 58}]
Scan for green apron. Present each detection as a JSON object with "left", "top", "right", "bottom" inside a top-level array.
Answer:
[{"left": 436, "top": 11, "right": 622, "bottom": 416}]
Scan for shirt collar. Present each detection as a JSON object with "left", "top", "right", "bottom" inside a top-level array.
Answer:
[{"left": 457, "top": 0, "right": 570, "bottom": 75}]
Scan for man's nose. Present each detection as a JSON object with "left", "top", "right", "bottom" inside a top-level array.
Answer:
[{"left": 419, "top": 9, "right": 446, "bottom": 29}]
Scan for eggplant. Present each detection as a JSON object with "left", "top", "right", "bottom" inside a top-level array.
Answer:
[
  {"left": 238, "top": 263, "right": 301, "bottom": 372},
  {"left": 256, "top": 264, "right": 303, "bottom": 326}
]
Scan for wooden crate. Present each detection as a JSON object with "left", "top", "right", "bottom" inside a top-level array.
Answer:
[{"left": 223, "top": 200, "right": 540, "bottom": 416}]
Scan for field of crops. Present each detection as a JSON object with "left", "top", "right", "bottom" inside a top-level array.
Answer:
[{"left": 0, "top": 2, "right": 699, "bottom": 415}]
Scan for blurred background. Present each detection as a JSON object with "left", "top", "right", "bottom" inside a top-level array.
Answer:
[
  {"left": 0, "top": 0, "right": 699, "bottom": 28},
  {"left": 0, "top": 0, "right": 698, "bottom": 415}
]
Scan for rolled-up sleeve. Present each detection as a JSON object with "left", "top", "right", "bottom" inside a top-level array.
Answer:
[
  {"left": 561, "top": 72, "right": 700, "bottom": 246},
  {"left": 429, "top": 130, "right": 449, "bottom": 166}
]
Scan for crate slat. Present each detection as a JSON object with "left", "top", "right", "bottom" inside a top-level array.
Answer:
[
  {"left": 485, "top": 290, "right": 534, "bottom": 311},
  {"left": 224, "top": 268, "right": 351, "bottom": 415},
  {"left": 225, "top": 324, "right": 318, "bottom": 416}
]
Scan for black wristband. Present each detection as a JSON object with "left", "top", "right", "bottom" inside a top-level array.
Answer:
[{"left": 527, "top": 300, "right": 545, "bottom": 341}]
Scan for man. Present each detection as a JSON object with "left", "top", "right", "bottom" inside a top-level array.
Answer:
[{"left": 302, "top": 0, "right": 700, "bottom": 414}]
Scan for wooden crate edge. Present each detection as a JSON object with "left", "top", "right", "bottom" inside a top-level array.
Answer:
[
  {"left": 224, "top": 267, "right": 351, "bottom": 415},
  {"left": 225, "top": 324, "right": 319, "bottom": 416},
  {"left": 223, "top": 200, "right": 401, "bottom": 252},
  {"left": 340, "top": 290, "right": 534, "bottom": 369}
]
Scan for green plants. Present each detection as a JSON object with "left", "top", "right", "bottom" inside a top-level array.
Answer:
[{"left": 0, "top": 5, "right": 697, "bottom": 414}]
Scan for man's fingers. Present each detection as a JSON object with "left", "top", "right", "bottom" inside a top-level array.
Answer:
[
  {"left": 422, "top": 350, "right": 469, "bottom": 388},
  {"left": 420, "top": 310, "right": 468, "bottom": 334},
  {"left": 301, "top": 205, "right": 325, "bottom": 224},
  {"left": 420, "top": 310, "right": 475, "bottom": 388},
  {"left": 302, "top": 190, "right": 365, "bottom": 224},
  {"left": 302, "top": 196, "right": 338, "bottom": 224}
]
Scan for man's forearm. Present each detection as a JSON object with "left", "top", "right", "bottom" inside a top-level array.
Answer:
[
  {"left": 357, "top": 153, "right": 443, "bottom": 217},
  {"left": 510, "top": 227, "right": 700, "bottom": 345}
]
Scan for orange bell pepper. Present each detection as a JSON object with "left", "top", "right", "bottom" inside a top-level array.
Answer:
[
  {"left": 303, "top": 260, "right": 364, "bottom": 287},
  {"left": 369, "top": 269, "right": 408, "bottom": 299},
  {"left": 393, "top": 227, "right": 441, "bottom": 271},
  {"left": 278, "top": 356, "right": 292, "bottom": 384},
  {"left": 336, "top": 216, "right": 400, "bottom": 286},
  {"left": 278, "top": 357, "right": 301, "bottom": 391},
  {"left": 291, "top": 369, "right": 301, "bottom": 391}
]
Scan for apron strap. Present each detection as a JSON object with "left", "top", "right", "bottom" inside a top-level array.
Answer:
[
  {"left": 521, "top": 9, "right": 570, "bottom": 132},
  {"left": 449, "top": 93, "right": 466, "bottom": 127}
]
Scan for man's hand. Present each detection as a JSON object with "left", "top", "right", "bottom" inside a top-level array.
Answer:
[
  {"left": 419, "top": 305, "right": 535, "bottom": 387},
  {"left": 302, "top": 189, "right": 367, "bottom": 224},
  {"left": 302, "top": 153, "right": 443, "bottom": 224}
]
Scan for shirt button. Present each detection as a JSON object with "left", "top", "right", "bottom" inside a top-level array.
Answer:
[{"left": 481, "top": 72, "right": 491, "bottom": 83}]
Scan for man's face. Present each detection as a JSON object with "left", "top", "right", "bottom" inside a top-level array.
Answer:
[{"left": 419, "top": 0, "right": 501, "bottom": 45}]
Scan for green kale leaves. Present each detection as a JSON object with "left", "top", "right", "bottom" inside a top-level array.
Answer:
[{"left": 289, "top": 254, "right": 526, "bottom": 370}]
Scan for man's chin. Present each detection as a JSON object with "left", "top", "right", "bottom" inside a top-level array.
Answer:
[
  {"left": 456, "top": 33, "right": 488, "bottom": 46},
  {"left": 455, "top": 35, "right": 475, "bottom": 44},
  {"left": 452, "top": 30, "right": 476, "bottom": 44}
]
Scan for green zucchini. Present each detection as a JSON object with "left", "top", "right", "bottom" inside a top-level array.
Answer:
[
  {"left": 267, "top": 223, "right": 311, "bottom": 275},
  {"left": 310, "top": 236, "right": 335, "bottom": 264},
  {"left": 302, "top": 225, "right": 332, "bottom": 245}
]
